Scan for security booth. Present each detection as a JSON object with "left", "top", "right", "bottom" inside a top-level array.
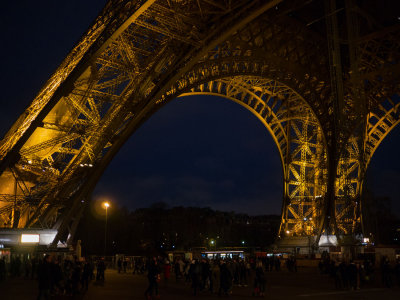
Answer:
[
  {"left": 0, "top": 228, "right": 58, "bottom": 258},
  {"left": 0, "top": 229, "right": 61, "bottom": 277}
]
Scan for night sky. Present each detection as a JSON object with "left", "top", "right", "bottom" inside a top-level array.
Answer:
[{"left": 1, "top": 1, "right": 399, "bottom": 216}]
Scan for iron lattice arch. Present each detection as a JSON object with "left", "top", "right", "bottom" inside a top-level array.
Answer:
[
  {"left": 177, "top": 76, "right": 327, "bottom": 237},
  {"left": 0, "top": 0, "right": 399, "bottom": 245}
]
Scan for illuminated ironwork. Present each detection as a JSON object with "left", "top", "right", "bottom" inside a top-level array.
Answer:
[{"left": 0, "top": 0, "right": 398, "bottom": 246}]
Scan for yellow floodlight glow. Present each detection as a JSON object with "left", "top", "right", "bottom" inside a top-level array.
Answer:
[
  {"left": 21, "top": 234, "right": 40, "bottom": 243},
  {"left": 103, "top": 202, "right": 110, "bottom": 208}
]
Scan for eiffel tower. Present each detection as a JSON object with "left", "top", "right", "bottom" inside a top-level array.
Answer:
[{"left": 0, "top": 0, "right": 399, "bottom": 248}]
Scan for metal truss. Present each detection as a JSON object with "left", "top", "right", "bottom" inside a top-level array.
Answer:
[
  {"left": 333, "top": 10, "right": 400, "bottom": 236},
  {"left": 0, "top": 0, "right": 399, "bottom": 245}
]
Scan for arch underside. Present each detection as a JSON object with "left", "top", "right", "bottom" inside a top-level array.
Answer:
[
  {"left": 179, "top": 77, "right": 327, "bottom": 237},
  {"left": 0, "top": 0, "right": 398, "bottom": 244}
]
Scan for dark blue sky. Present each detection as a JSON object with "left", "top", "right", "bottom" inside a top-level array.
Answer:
[
  {"left": 0, "top": 1, "right": 399, "bottom": 216},
  {"left": 93, "top": 95, "right": 283, "bottom": 215}
]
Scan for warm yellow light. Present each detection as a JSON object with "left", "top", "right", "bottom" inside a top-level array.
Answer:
[
  {"left": 286, "top": 230, "right": 290, "bottom": 234},
  {"left": 103, "top": 202, "right": 110, "bottom": 208},
  {"left": 21, "top": 234, "right": 40, "bottom": 243}
]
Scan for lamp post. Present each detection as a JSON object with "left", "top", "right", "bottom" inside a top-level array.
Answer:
[{"left": 103, "top": 202, "right": 110, "bottom": 257}]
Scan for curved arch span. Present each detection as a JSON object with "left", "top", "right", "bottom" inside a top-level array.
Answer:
[
  {"left": 50, "top": 76, "right": 327, "bottom": 244},
  {"left": 334, "top": 94, "right": 400, "bottom": 234}
]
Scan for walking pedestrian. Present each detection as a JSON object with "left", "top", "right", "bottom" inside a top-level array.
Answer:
[
  {"left": 211, "top": 261, "right": 220, "bottom": 294},
  {"left": 189, "top": 259, "right": 201, "bottom": 296},
  {"left": 37, "top": 255, "right": 53, "bottom": 300},
  {"left": 144, "top": 257, "right": 161, "bottom": 300},
  {"left": 117, "top": 258, "right": 122, "bottom": 273},
  {"left": 348, "top": 261, "right": 358, "bottom": 290},
  {"left": 82, "top": 261, "right": 91, "bottom": 291},
  {"left": 96, "top": 258, "right": 106, "bottom": 282},
  {"left": 123, "top": 259, "right": 128, "bottom": 273},
  {"left": 219, "top": 261, "right": 232, "bottom": 296},
  {"left": 253, "top": 261, "right": 266, "bottom": 297},
  {"left": 163, "top": 260, "right": 171, "bottom": 284},
  {"left": 0, "top": 257, "right": 6, "bottom": 281}
]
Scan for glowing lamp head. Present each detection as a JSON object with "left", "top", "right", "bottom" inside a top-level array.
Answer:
[{"left": 103, "top": 202, "right": 110, "bottom": 209}]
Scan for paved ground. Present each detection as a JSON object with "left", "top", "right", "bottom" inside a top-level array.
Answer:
[{"left": 1, "top": 268, "right": 399, "bottom": 299}]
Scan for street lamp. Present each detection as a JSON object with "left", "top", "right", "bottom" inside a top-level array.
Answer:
[{"left": 103, "top": 202, "right": 110, "bottom": 256}]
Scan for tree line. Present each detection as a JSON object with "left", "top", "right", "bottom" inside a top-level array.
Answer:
[{"left": 75, "top": 201, "right": 280, "bottom": 256}]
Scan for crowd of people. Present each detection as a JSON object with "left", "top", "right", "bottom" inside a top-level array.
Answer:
[
  {"left": 140, "top": 254, "right": 400, "bottom": 298},
  {"left": 141, "top": 255, "right": 287, "bottom": 298},
  {"left": 318, "top": 255, "right": 400, "bottom": 290},
  {"left": 0, "top": 254, "right": 107, "bottom": 299},
  {"left": 1, "top": 251, "right": 400, "bottom": 299}
]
